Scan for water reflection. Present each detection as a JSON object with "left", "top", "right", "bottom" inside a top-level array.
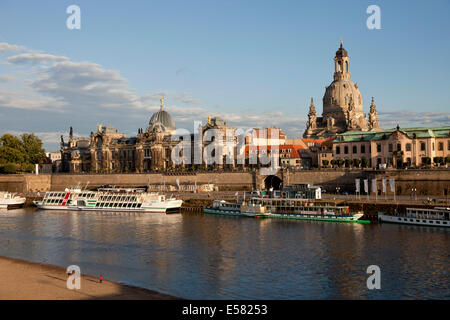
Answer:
[{"left": 0, "top": 208, "right": 448, "bottom": 299}]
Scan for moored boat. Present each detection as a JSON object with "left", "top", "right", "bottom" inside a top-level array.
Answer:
[
  {"left": 204, "top": 198, "right": 369, "bottom": 223},
  {"left": 248, "top": 197, "right": 368, "bottom": 223},
  {"left": 204, "top": 200, "right": 272, "bottom": 218},
  {"left": 378, "top": 207, "right": 450, "bottom": 227},
  {"left": 33, "top": 187, "right": 182, "bottom": 213},
  {"left": 0, "top": 191, "right": 26, "bottom": 209}
]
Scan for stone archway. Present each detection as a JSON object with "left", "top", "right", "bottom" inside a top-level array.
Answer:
[{"left": 264, "top": 175, "right": 283, "bottom": 191}]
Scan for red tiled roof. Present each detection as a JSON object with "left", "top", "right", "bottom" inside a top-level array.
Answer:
[{"left": 244, "top": 144, "right": 305, "bottom": 158}]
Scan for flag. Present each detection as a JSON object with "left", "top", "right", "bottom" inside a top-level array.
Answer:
[
  {"left": 389, "top": 179, "right": 395, "bottom": 192},
  {"left": 355, "top": 179, "right": 360, "bottom": 193},
  {"left": 176, "top": 178, "right": 180, "bottom": 190},
  {"left": 382, "top": 179, "right": 386, "bottom": 193},
  {"left": 364, "top": 179, "right": 368, "bottom": 193},
  {"left": 372, "top": 179, "right": 377, "bottom": 193}
]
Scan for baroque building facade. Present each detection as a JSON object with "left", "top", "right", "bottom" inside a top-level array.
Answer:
[
  {"left": 304, "top": 41, "right": 380, "bottom": 138},
  {"left": 331, "top": 125, "right": 450, "bottom": 169},
  {"left": 61, "top": 99, "right": 180, "bottom": 173}
]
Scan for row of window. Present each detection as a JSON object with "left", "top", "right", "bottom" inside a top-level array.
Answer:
[
  {"left": 98, "top": 195, "right": 138, "bottom": 202},
  {"left": 43, "top": 199, "right": 64, "bottom": 204},
  {"left": 336, "top": 145, "right": 369, "bottom": 155},
  {"left": 336, "top": 141, "right": 450, "bottom": 155},
  {"left": 399, "top": 218, "right": 447, "bottom": 224},
  {"left": 95, "top": 202, "right": 142, "bottom": 208}
]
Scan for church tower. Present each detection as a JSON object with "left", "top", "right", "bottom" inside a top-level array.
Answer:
[
  {"left": 368, "top": 97, "right": 380, "bottom": 130},
  {"left": 334, "top": 39, "right": 351, "bottom": 81},
  {"left": 303, "top": 41, "right": 381, "bottom": 139}
]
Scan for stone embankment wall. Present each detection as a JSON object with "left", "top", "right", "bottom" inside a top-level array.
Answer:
[{"left": 0, "top": 169, "right": 449, "bottom": 196}]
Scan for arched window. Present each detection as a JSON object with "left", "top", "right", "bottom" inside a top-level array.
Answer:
[{"left": 345, "top": 61, "right": 349, "bottom": 72}]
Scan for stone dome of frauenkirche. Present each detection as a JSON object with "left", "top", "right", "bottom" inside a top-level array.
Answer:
[{"left": 323, "top": 79, "right": 364, "bottom": 115}]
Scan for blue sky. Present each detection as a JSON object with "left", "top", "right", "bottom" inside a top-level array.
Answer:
[{"left": 0, "top": 0, "right": 449, "bottom": 151}]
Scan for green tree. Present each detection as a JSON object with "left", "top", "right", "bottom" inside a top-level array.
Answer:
[
  {"left": 21, "top": 133, "right": 46, "bottom": 164},
  {"left": 1, "top": 163, "right": 19, "bottom": 174},
  {"left": 362, "top": 158, "right": 370, "bottom": 168},
  {"left": 322, "top": 160, "right": 329, "bottom": 167},
  {"left": 345, "top": 159, "right": 353, "bottom": 167},
  {"left": 0, "top": 133, "right": 47, "bottom": 174},
  {"left": 0, "top": 146, "right": 25, "bottom": 164}
]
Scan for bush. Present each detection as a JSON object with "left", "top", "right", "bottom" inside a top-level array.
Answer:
[
  {"left": 322, "top": 160, "right": 329, "bottom": 167},
  {"left": 446, "top": 156, "right": 450, "bottom": 164},
  {"left": 354, "top": 159, "right": 361, "bottom": 167},
  {"left": 362, "top": 158, "right": 370, "bottom": 168},
  {"left": 345, "top": 159, "right": 353, "bottom": 167},
  {"left": 20, "top": 163, "right": 34, "bottom": 173},
  {"left": 1, "top": 163, "right": 19, "bottom": 174}
]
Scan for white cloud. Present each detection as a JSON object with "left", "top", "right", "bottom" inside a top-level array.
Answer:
[
  {"left": 174, "top": 92, "right": 203, "bottom": 105},
  {"left": 378, "top": 110, "right": 450, "bottom": 128},
  {"left": 0, "top": 42, "right": 26, "bottom": 53},
  {"left": 7, "top": 53, "right": 69, "bottom": 65},
  {"left": 0, "top": 90, "right": 66, "bottom": 111},
  {"left": 0, "top": 74, "right": 16, "bottom": 82}
]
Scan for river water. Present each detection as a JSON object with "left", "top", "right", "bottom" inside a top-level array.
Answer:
[{"left": 0, "top": 208, "right": 448, "bottom": 299}]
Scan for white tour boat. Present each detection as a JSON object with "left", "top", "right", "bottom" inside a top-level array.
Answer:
[
  {"left": 0, "top": 191, "right": 26, "bottom": 209},
  {"left": 34, "top": 187, "right": 183, "bottom": 213},
  {"left": 378, "top": 207, "right": 450, "bottom": 227}
]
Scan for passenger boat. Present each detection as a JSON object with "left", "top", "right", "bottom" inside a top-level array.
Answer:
[
  {"left": 204, "top": 198, "right": 368, "bottom": 223},
  {"left": 204, "top": 200, "right": 272, "bottom": 218},
  {"left": 0, "top": 191, "right": 26, "bottom": 209},
  {"left": 34, "top": 187, "right": 183, "bottom": 213},
  {"left": 247, "top": 197, "right": 368, "bottom": 223},
  {"left": 378, "top": 207, "right": 450, "bottom": 227}
]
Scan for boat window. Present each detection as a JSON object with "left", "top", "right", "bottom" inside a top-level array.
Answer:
[
  {"left": 137, "top": 203, "right": 142, "bottom": 208},
  {"left": 436, "top": 221, "right": 440, "bottom": 224},
  {"left": 430, "top": 221, "right": 433, "bottom": 223},
  {"left": 443, "top": 222, "right": 447, "bottom": 224}
]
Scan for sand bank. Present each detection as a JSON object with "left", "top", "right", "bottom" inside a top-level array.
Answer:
[{"left": 0, "top": 256, "right": 180, "bottom": 300}]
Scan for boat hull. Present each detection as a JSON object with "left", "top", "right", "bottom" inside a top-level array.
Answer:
[
  {"left": 204, "top": 208, "right": 271, "bottom": 218},
  {"left": 204, "top": 208, "right": 368, "bottom": 223},
  {"left": 269, "top": 213, "right": 368, "bottom": 223},
  {"left": 0, "top": 197, "right": 26, "bottom": 209},
  {"left": 378, "top": 212, "right": 449, "bottom": 228},
  {"left": 34, "top": 199, "right": 182, "bottom": 213}
]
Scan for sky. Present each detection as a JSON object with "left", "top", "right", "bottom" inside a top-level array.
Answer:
[{"left": 0, "top": 0, "right": 449, "bottom": 151}]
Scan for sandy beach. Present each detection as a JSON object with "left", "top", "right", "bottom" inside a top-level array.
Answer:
[{"left": 0, "top": 256, "right": 180, "bottom": 300}]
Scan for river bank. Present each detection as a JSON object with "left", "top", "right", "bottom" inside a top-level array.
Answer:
[{"left": 0, "top": 256, "right": 180, "bottom": 300}]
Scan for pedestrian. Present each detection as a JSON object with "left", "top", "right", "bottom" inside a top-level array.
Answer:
[{"left": 99, "top": 275, "right": 103, "bottom": 283}]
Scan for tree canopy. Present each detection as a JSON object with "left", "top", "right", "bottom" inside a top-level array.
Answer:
[{"left": 0, "top": 133, "right": 46, "bottom": 174}]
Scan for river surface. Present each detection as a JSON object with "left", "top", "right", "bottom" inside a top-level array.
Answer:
[{"left": 0, "top": 208, "right": 448, "bottom": 299}]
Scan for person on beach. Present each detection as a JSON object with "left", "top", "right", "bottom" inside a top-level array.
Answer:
[{"left": 99, "top": 275, "right": 103, "bottom": 283}]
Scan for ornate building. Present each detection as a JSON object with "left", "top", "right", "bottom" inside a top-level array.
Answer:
[
  {"left": 304, "top": 41, "right": 380, "bottom": 138},
  {"left": 61, "top": 99, "right": 179, "bottom": 173}
]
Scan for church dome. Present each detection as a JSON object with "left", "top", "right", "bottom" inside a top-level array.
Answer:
[
  {"left": 149, "top": 109, "right": 176, "bottom": 133},
  {"left": 323, "top": 79, "right": 363, "bottom": 115}
]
